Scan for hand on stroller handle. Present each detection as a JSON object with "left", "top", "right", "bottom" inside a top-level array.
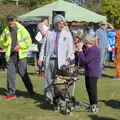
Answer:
[{"left": 61, "top": 64, "right": 75, "bottom": 69}]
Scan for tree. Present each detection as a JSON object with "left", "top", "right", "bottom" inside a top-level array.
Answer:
[
  {"left": 18, "top": 0, "right": 56, "bottom": 8},
  {"left": 39, "top": 0, "right": 56, "bottom": 5},
  {"left": 84, "top": 0, "right": 102, "bottom": 14},
  {"left": 19, "top": 0, "right": 39, "bottom": 7},
  {"left": 0, "top": 3, "right": 30, "bottom": 33},
  {"left": 101, "top": 0, "right": 120, "bottom": 27}
]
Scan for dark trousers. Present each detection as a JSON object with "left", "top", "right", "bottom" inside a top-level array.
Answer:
[
  {"left": 37, "top": 43, "right": 44, "bottom": 74},
  {"left": 6, "top": 53, "right": 33, "bottom": 95},
  {"left": 85, "top": 76, "right": 98, "bottom": 105},
  {"left": 0, "top": 52, "right": 6, "bottom": 69}
]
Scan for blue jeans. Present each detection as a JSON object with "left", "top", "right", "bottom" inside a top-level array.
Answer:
[{"left": 99, "top": 48, "right": 108, "bottom": 77}]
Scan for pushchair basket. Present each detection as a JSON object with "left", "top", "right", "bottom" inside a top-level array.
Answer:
[{"left": 54, "top": 75, "right": 74, "bottom": 91}]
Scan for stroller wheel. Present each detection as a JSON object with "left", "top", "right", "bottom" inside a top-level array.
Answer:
[
  {"left": 60, "top": 105, "right": 66, "bottom": 114},
  {"left": 53, "top": 106, "right": 60, "bottom": 112},
  {"left": 91, "top": 104, "right": 99, "bottom": 113},
  {"left": 66, "top": 106, "right": 75, "bottom": 116}
]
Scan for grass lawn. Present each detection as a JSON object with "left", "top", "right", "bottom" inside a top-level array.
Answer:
[{"left": 0, "top": 63, "right": 120, "bottom": 120}]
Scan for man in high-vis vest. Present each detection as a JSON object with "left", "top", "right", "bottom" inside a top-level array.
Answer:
[{"left": 0, "top": 14, "right": 35, "bottom": 100}]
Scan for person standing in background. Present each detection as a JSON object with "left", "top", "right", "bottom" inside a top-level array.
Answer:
[
  {"left": 96, "top": 21, "right": 114, "bottom": 79},
  {"left": 36, "top": 17, "right": 49, "bottom": 77},
  {"left": 108, "top": 30, "right": 116, "bottom": 61},
  {"left": 114, "top": 29, "right": 120, "bottom": 80}
]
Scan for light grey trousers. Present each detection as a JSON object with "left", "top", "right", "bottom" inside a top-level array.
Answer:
[
  {"left": 6, "top": 55, "right": 33, "bottom": 95},
  {"left": 44, "top": 58, "right": 60, "bottom": 102}
]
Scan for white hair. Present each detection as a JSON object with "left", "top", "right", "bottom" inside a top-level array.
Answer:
[{"left": 85, "top": 34, "right": 96, "bottom": 44}]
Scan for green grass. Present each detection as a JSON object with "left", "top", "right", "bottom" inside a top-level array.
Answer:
[{"left": 0, "top": 63, "right": 120, "bottom": 120}]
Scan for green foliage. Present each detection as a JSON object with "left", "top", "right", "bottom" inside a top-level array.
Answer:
[
  {"left": 0, "top": 0, "right": 9, "bottom": 4},
  {"left": 0, "top": 0, "right": 120, "bottom": 28},
  {"left": 18, "top": 0, "right": 56, "bottom": 8},
  {"left": 0, "top": 4, "right": 30, "bottom": 33},
  {"left": 101, "top": 0, "right": 120, "bottom": 27},
  {"left": 0, "top": 19, "right": 5, "bottom": 34},
  {"left": 84, "top": 0, "right": 102, "bottom": 14},
  {"left": 39, "top": 0, "right": 56, "bottom": 6},
  {"left": 19, "top": 0, "right": 39, "bottom": 7}
]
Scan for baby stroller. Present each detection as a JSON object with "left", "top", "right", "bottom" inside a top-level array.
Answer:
[{"left": 53, "top": 65, "right": 90, "bottom": 115}]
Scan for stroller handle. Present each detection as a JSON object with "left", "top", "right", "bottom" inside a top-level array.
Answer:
[{"left": 60, "top": 64, "right": 75, "bottom": 71}]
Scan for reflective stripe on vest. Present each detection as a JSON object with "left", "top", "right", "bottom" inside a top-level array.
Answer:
[
  {"left": 18, "top": 31, "right": 30, "bottom": 48},
  {"left": 5, "top": 44, "right": 11, "bottom": 61},
  {"left": 19, "top": 35, "right": 30, "bottom": 48}
]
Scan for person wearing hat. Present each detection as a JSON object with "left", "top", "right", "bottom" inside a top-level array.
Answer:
[
  {"left": 38, "top": 14, "right": 74, "bottom": 104},
  {"left": 0, "top": 14, "right": 35, "bottom": 100},
  {"left": 96, "top": 21, "right": 114, "bottom": 78},
  {"left": 78, "top": 34, "right": 100, "bottom": 113}
]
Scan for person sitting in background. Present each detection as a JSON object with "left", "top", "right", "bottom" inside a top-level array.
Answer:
[{"left": 78, "top": 34, "right": 100, "bottom": 113}]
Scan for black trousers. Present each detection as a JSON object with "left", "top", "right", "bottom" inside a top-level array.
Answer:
[
  {"left": 37, "top": 43, "right": 44, "bottom": 74},
  {"left": 85, "top": 76, "right": 98, "bottom": 105}
]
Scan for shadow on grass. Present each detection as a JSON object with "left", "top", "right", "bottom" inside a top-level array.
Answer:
[
  {"left": 17, "top": 90, "right": 54, "bottom": 111},
  {"left": 102, "top": 74, "right": 114, "bottom": 79},
  {"left": 0, "top": 88, "right": 6, "bottom": 96},
  {"left": 88, "top": 115, "right": 117, "bottom": 120},
  {"left": 17, "top": 90, "right": 53, "bottom": 110},
  {"left": 28, "top": 72, "right": 39, "bottom": 76},
  {"left": 0, "top": 87, "right": 53, "bottom": 111},
  {"left": 0, "top": 87, "right": 44, "bottom": 102},
  {"left": 36, "top": 102, "right": 53, "bottom": 110},
  {"left": 100, "top": 100, "right": 120, "bottom": 109},
  {"left": 104, "top": 65, "right": 115, "bottom": 69},
  {"left": 78, "top": 72, "right": 114, "bottom": 79}
]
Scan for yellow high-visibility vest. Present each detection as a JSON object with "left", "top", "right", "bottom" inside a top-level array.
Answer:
[{"left": 0, "top": 22, "right": 32, "bottom": 61}]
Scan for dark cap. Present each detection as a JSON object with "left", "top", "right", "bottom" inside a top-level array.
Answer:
[
  {"left": 6, "top": 14, "right": 15, "bottom": 21},
  {"left": 41, "top": 17, "right": 49, "bottom": 22}
]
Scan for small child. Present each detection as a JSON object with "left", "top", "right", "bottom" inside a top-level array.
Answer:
[{"left": 79, "top": 34, "right": 100, "bottom": 113}]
